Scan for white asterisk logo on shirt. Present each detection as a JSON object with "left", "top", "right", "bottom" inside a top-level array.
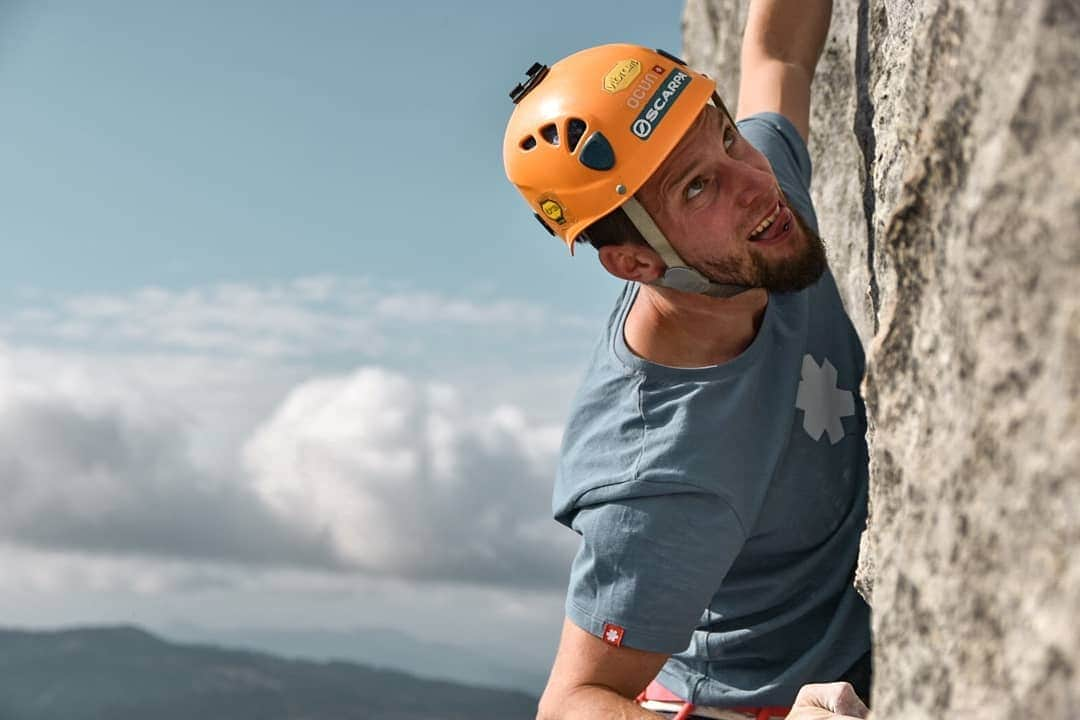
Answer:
[
  {"left": 795, "top": 354, "right": 855, "bottom": 445},
  {"left": 605, "top": 628, "right": 621, "bottom": 643}
]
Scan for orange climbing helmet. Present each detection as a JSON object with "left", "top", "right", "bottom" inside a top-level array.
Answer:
[{"left": 503, "top": 44, "right": 717, "bottom": 253}]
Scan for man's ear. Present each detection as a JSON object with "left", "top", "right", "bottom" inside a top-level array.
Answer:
[{"left": 597, "top": 243, "right": 665, "bottom": 283}]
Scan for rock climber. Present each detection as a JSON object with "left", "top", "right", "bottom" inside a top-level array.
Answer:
[{"left": 502, "top": 2, "right": 871, "bottom": 719}]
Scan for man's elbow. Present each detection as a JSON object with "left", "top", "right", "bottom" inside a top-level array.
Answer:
[
  {"left": 536, "top": 683, "right": 603, "bottom": 720},
  {"left": 536, "top": 686, "right": 563, "bottom": 720}
]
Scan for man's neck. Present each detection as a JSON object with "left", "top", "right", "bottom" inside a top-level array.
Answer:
[{"left": 624, "top": 284, "right": 769, "bottom": 368}]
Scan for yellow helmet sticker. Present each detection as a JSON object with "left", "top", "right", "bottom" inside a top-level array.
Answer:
[
  {"left": 540, "top": 198, "right": 567, "bottom": 224},
  {"left": 602, "top": 59, "right": 642, "bottom": 94}
]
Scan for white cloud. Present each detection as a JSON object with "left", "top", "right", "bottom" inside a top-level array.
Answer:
[
  {"left": 0, "top": 276, "right": 589, "bottom": 363},
  {"left": 0, "top": 357, "right": 341, "bottom": 570},
  {"left": 0, "top": 274, "right": 590, "bottom": 596},
  {"left": 0, "top": 338, "right": 577, "bottom": 590},
  {"left": 245, "top": 366, "right": 575, "bottom": 587},
  {"left": 48, "top": 280, "right": 382, "bottom": 359},
  {"left": 0, "top": 321, "right": 582, "bottom": 678},
  {"left": 0, "top": 543, "right": 241, "bottom": 596},
  {"left": 374, "top": 292, "right": 553, "bottom": 326}
]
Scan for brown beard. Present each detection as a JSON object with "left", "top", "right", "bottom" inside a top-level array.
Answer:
[{"left": 697, "top": 205, "right": 828, "bottom": 294}]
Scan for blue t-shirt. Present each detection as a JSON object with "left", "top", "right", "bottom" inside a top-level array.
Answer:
[{"left": 553, "top": 112, "right": 871, "bottom": 708}]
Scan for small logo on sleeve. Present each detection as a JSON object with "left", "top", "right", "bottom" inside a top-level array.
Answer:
[{"left": 602, "top": 623, "right": 625, "bottom": 647}]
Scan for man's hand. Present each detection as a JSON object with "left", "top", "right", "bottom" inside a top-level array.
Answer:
[{"left": 786, "top": 682, "right": 870, "bottom": 720}]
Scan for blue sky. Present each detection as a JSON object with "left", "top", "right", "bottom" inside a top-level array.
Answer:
[
  {"left": 0, "top": 0, "right": 684, "bottom": 692},
  {"left": 0, "top": 0, "right": 681, "bottom": 307}
]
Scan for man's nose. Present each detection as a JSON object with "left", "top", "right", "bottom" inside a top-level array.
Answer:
[{"left": 728, "top": 162, "right": 771, "bottom": 209}]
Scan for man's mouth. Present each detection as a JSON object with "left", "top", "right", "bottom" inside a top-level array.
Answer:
[{"left": 748, "top": 199, "right": 794, "bottom": 244}]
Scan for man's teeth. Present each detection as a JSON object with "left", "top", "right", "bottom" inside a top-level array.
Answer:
[{"left": 751, "top": 204, "right": 781, "bottom": 238}]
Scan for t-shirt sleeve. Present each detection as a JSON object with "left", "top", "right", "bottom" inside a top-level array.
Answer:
[
  {"left": 564, "top": 491, "right": 747, "bottom": 653},
  {"left": 736, "top": 112, "right": 818, "bottom": 234}
]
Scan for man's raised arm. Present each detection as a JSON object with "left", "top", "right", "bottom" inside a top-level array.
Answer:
[{"left": 737, "top": 0, "right": 834, "bottom": 142}]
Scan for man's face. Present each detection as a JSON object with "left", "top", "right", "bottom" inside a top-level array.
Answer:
[{"left": 637, "top": 104, "right": 826, "bottom": 293}]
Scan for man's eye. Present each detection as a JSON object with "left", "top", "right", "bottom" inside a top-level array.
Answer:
[{"left": 685, "top": 177, "right": 706, "bottom": 200}]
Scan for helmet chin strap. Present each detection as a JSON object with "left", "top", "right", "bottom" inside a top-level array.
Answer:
[{"left": 621, "top": 197, "right": 750, "bottom": 298}]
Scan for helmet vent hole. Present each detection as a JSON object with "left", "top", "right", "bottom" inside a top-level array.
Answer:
[
  {"left": 520, "top": 135, "right": 537, "bottom": 150},
  {"left": 566, "top": 118, "right": 587, "bottom": 152},
  {"left": 540, "top": 123, "right": 560, "bottom": 146}
]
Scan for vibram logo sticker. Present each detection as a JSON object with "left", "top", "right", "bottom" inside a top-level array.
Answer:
[{"left": 603, "top": 59, "right": 642, "bottom": 94}]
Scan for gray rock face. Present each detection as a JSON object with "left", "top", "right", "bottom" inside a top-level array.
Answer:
[{"left": 683, "top": 0, "right": 1080, "bottom": 717}]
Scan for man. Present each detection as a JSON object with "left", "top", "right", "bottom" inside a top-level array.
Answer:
[{"left": 502, "top": 2, "right": 871, "bottom": 718}]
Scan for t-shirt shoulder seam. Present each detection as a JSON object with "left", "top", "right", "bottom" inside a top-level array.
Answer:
[
  {"left": 631, "top": 372, "right": 647, "bottom": 481},
  {"left": 714, "top": 493, "right": 748, "bottom": 537},
  {"left": 633, "top": 378, "right": 749, "bottom": 537}
]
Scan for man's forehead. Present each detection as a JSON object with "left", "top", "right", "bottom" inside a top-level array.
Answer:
[{"left": 646, "top": 104, "right": 720, "bottom": 189}]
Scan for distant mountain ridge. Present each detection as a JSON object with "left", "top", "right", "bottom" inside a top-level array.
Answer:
[
  {"left": 160, "top": 622, "right": 550, "bottom": 694},
  {"left": 0, "top": 625, "right": 537, "bottom": 720}
]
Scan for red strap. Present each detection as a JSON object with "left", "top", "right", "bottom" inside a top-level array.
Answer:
[
  {"left": 639, "top": 679, "right": 790, "bottom": 719},
  {"left": 672, "top": 703, "right": 697, "bottom": 720}
]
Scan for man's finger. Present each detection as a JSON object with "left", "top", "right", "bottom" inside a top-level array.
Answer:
[
  {"left": 832, "top": 682, "right": 870, "bottom": 718},
  {"left": 792, "top": 682, "right": 870, "bottom": 719}
]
